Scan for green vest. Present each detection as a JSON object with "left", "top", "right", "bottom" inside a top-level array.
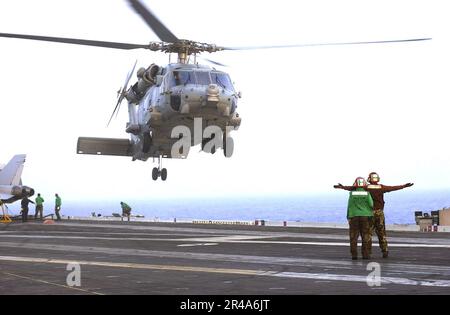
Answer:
[
  {"left": 35, "top": 196, "right": 44, "bottom": 206},
  {"left": 347, "top": 188, "right": 374, "bottom": 219}
]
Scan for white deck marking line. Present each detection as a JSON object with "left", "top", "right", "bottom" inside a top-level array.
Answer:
[
  {"left": 8, "top": 222, "right": 449, "bottom": 245},
  {"left": 220, "top": 240, "right": 450, "bottom": 249},
  {"left": 1, "top": 241, "right": 450, "bottom": 274},
  {"left": 1, "top": 271, "right": 104, "bottom": 295},
  {"left": 0, "top": 255, "right": 449, "bottom": 288},
  {"left": 2, "top": 234, "right": 449, "bottom": 248},
  {"left": 177, "top": 243, "right": 219, "bottom": 247}
]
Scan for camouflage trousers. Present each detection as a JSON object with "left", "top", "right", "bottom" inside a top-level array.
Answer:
[
  {"left": 35, "top": 205, "right": 43, "bottom": 219},
  {"left": 348, "top": 216, "right": 372, "bottom": 258},
  {"left": 369, "top": 209, "right": 388, "bottom": 254}
]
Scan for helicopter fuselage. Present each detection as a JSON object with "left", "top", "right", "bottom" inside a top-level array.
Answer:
[{"left": 126, "top": 63, "right": 241, "bottom": 161}]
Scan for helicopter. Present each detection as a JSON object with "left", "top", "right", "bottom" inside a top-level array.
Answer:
[{"left": 0, "top": 0, "right": 431, "bottom": 181}]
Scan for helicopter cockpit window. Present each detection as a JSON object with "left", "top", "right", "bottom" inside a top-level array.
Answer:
[
  {"left": 195, "top": 71, "right": 211, "bottom": 85},
  {"left": 211, "top": 72, "right": 234, "bottom": 91},
  {"left": 172, "top": 71, "right": 194, "bottom": 86}
]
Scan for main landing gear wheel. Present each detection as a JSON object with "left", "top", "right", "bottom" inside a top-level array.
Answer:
[
  {"left": 161, "top": 168, "right": 167, "bottom": 181},
  {"left": 152, "top": 167, "right": 159, "bottom": 181},
  {"left": 152, "top": 156, "right": 168, "bottom": 181}
]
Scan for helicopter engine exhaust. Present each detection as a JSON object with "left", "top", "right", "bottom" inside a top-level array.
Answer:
[{"left": 126, "top": 64, "right": 160, "bottom": 103}]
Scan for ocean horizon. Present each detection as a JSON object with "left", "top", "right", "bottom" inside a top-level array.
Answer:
[{"left": 5, "top": 189, "right": 450, "bottom": 225}]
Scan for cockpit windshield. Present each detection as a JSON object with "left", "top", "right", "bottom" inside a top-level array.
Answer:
[
  {"left": 195, "top": 72, "right": 211, "bottom": 85},
  {"left": 211, "top": 72, "right": 234, "bottom": 91},
  {"left": 170, "top": 70, "right": 234, "bottom": 91},
  {"left": 172, "top": 71, "right": 194, "bottom": 86}
]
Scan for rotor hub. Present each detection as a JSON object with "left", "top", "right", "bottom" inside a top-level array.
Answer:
[{"left": 147, "top": 40, "right": 224, "bottom": 63}]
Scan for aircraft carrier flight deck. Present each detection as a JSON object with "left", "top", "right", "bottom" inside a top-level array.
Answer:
[{"left": 0, "top": 219, "right": 449, "bottom": 295}]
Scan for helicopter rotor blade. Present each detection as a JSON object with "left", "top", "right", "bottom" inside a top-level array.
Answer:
[
  {"left": 107, "top": 60, "right": 138, "bottom": 126},
  {"left": 126, "top": 0, "right": 178, "bottom": 43},
  {"left": 0, "top": 32, "right": 149, "bottom": 50},
  {"left": 115, "top": 60, "right": 138, "bottom": 118},
  {"left": 223, "top": 38, "right": 432, "bottom": 50},
  {"left": 200, "top": 57, "right": 228, "bottom": 67}
]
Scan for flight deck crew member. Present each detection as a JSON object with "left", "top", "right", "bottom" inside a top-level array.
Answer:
[
  {"left": 335, "top": 172, "right": 413, "bottom": 258},
  {"left": 344, "top": 177, "right": 374, "bottom": 260},
  {"left": 120, "top": 202, "right": 132, "bottom": 222},
  {"left": 35, "top": 193, "right": 44, "bottom": 219},
  {"left": 21, "top": 196, "right": 35, "bottom": 222},
  {"left": 0, "top": 199, "right": 5, "bottom": 214},
  {"left": 55, "top": 193, "right": 62, "bottom": 220}
]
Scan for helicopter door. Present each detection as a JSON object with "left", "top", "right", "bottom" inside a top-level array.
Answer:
[{"left": 138, "top": 91, "right": 152, "bottom": 122}]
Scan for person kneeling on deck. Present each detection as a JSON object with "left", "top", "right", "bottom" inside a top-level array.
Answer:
[
  {"left": 345, "top": 177, "right": 374, "bottom": 260},
  {"left": 120, "top": 202, "right": 131, "bottom": 222}
]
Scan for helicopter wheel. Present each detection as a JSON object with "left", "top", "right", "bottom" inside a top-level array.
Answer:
[
  {"left": 223, "top": 134, "right": 234, "bottom": 158},
  {"left": 161, "top": 168, "right": 168, "bottom": 181},
  {"left": 152, "top": 167, "right": 159, "bottom": 181}
]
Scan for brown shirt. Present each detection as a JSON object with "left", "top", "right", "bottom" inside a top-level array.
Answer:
[{"left": 341, "top": 184, "right": 407, "bottom": 210}]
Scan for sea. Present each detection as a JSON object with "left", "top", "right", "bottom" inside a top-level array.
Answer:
[{"left": 6, "top": 190, "right": 450, "bottom": 225}]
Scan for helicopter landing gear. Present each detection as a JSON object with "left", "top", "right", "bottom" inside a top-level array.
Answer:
[{"left": 152, "top": 156, "right": 167, "bottom": 181}]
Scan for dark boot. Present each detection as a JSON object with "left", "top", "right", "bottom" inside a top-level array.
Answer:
[{"left": 382, "top": 251, "right": 389, "bottom": 258}]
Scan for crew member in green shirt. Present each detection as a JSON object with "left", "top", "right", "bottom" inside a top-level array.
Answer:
[
  {"left": 344, "top": 177, "right": 374, "bottom": 260},
  {"left": 35, "top": 193, "right": 45, "bottom": 219},
  {"left": 120, "top": 201, "right": 132, "bottom": 222},
  {"left": 55, "top": 193, "right": 62, "bottom": 221}
]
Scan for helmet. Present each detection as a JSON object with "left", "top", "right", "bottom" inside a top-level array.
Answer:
[
  {"left": 353, "top": 177, "right": 367, "bottom": 187},
  {"left": 367, "top": 172, "right": 380, "bottom": 183}
]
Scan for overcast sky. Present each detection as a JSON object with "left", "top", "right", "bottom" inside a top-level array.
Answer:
[{"left": 0, "top": 0, "right": 448, "bottom": 201}]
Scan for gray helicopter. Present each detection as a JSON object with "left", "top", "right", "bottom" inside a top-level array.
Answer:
[{"left": 0, "top": 0, "right": 431, "bottom": 181}]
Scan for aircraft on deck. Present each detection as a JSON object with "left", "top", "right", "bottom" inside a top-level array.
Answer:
[{"left": 0, "top": 154, "right": 35, "bottom": 204}]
